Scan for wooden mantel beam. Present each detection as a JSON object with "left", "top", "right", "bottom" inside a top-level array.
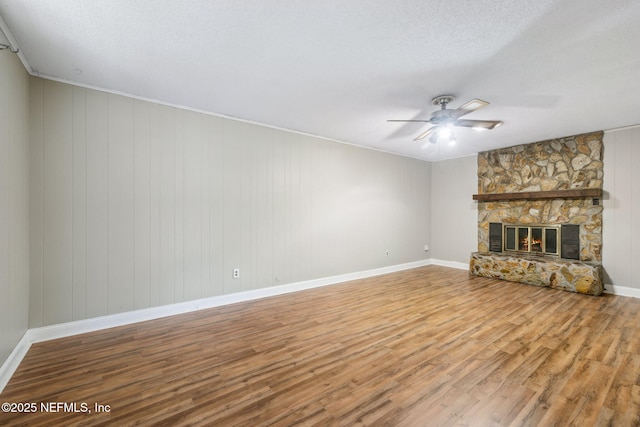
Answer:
[{"left": 472, "top": 188, "right": 602, "bottom": 202}]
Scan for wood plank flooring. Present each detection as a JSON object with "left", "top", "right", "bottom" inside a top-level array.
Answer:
[{"left": 2, "top": 265, "right": 640, "bottom": 426}]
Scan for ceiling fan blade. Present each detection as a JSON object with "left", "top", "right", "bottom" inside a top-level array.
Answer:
[
  {"left": 387, "top": 119, "right": 432, "bottom": 123},
  {"left": 413, "top": 126, "right": 436, "bottom": 141},
  {"left": 454, "top": 119, "right": 503, "bottom": 130},
  {"left": 451, "top": 98, "right": 490, "bottom": 118}
]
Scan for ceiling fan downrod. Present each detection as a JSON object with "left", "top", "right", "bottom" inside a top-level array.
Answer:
[{"left": 432, "top": 95, "right": 455, "bottom": 109}]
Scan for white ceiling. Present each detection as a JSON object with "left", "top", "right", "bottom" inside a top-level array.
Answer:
[{"left": 1, "top": 0, "right": 639, "bottom": 161}]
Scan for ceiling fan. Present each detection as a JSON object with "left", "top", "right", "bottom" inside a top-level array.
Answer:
[{"left": 388, "top": 95, "right": 503, "bottom": 144}]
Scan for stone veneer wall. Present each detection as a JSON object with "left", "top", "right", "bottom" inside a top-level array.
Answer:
[{"left": 477, "top": 131, "right": 603, "bottom": 262}]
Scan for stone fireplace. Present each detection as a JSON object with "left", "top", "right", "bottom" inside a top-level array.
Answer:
[{"left": 469, "top": 131, "right": 604, "bottom": 295}]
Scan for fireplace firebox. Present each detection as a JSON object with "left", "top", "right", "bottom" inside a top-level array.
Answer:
[
  {"left": 505, "top": 224, "right": 558, "bottom": 256},
  {"left": 489, "top": 223, "right": 580, "bottom": 260}
]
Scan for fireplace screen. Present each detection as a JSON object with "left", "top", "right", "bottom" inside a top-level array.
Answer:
[{"left": 504, "top": 224, "right": 559, "bottom": 256}]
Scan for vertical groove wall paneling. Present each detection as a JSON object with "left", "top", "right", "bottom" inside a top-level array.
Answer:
[
  {"left": 107, "top": 94, "right": 135, "bottom": 314},
  {"left": 222, "top": 120, "right": 243, "bottom": 294},
  {"left": 287, "top": 132, "right": 301, "bottom": 284},
  {"left": 85, "top": 90, "right": 109, "bottom": 318},
  {"left": 272, "top": 130, "right": 288, "bottom": 288},
  {"left": 208, "top": 116, "right": 225, "bottom": 297},
  {"left": 148, "top": 103, "right": 161, "bottom": 308},
  {"left": 240, "top": 123, "right": 254, "bottom": 292},
  {"left": 175, "top": 109, "right": 185, "bottom": 303},
  {"left": 27, "top": 78, "right": 433, "bottom": 326},
  {"left": 297, "top": 135, "right": 314, "bottom": 280},
  {"left": 28, "top": 77, "right": 44, "bottom": 328},
  {"left": 71, "top": 86, "right": 87, "bottom": 320},
  {"left": 42, "top": 81, "right": 73, "bottom": 326},
  {"left": 13, "top": 55, "right": 30, "bottom": 349},
  {"left": 0, "top": 53, "right": 8, "bottom": 333},
  {"left": 248, "top": 124, "right": 274, "bottom": 292},
  {"left": 0, "top": 51, "right": 29, "bottom": 364},
  {"left": 183, "top": 111, "right": 205, "bottom": 301},
  {"left": 133, "top": 99, "right": 151, "bottom": 310},
  {"left": 159, "top": 105, "right": 176, "bottom": 305}
]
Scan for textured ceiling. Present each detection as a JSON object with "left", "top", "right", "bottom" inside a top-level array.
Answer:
[{"left": 1, "top": 0, "right": 639, "bottom": 161}]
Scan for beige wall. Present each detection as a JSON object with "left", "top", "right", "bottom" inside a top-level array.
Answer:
[
  {"left": 430, "top": 155, "right": 478, "bottom": 264},
  {"left": 603, "top": 127, "right": 640, "bottom": 290},
  {"left": 0, "top": 52, "right": 30, "bottom": 365},
  {"left": 28, "top": 78, "right": 431, "bottom": 327}
]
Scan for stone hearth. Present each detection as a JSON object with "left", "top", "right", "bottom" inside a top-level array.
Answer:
[{"left": 470, "top": 252, "right": 603, "bottom": 296}]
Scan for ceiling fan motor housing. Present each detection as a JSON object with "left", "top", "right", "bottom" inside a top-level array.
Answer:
[
  {"left": 432, "top": 95, "right": 455, "bottom": 107},
  {"left": 430, "top": 95, "right": 456, "bottom": 124},
  {"left": 430, "top": 109, "right": 454, "bottom": 124}
]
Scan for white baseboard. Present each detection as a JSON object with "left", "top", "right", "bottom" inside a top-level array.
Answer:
[
  {"left": 0, "top": 331, "right": 32, "bottom": 394},
  {"left": 0, "top": 259, "right": 430, "bottom": 394},
  {"left": 430, "top": 259, "right": 469, "bottom": 270},
  {"left": 603, "top": 284, "right": 640, "bottom": 298}
]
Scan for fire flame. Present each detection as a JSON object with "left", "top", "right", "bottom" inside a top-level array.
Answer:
[{"left": 520, "top": 236, "right": 543, "bottom": 252}]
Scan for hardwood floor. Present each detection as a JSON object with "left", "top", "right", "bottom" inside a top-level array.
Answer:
[{"left": 2, "top": 265, "right": 640, "bottom": 426}]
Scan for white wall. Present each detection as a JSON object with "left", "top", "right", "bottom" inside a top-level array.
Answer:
[
  {"left": 430, "top": 154, "right": 478, "bottom": 265},
  {"left": 0, "top": 52, "right": 30, "bottom": 366},
  {"left": 603, "top": 127, "right": 640, "bottom": 290},
  {"left": 28, "top": 78, "right": 431, "bottom": 327}
]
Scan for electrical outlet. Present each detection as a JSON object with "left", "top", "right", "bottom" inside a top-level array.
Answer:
[
  {"left": 385, "top": 250, "right": 389, "bottom": 256},
  {"left": 233, "top": 268, "right": 240, "bottom": 279},
  {"left": 424, "top": 245, "right": 429, "bottom": 252}
]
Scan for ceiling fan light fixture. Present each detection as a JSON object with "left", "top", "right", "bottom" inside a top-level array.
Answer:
[
  {"left": 430, "top": 123, "right": 456, "bottom": 145},
  {"left": 438, "top": 122, "right": 454, "bottom": 139}
]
